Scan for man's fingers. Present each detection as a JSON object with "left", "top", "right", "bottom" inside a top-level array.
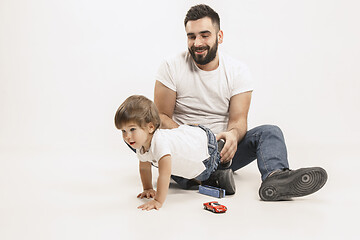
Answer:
[
  {"left": 227, "top": 146, "right": 236, "bottom": 160},
  {"left": 221, "top": 141, "right": 236, "bottom": 161},
  {"left": 216, "top": 133, "right": 225, "bottom": 141}
]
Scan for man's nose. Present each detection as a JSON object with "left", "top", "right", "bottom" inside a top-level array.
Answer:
[{"left": 194, "top": 37, "right": 203, "bottom": 47}]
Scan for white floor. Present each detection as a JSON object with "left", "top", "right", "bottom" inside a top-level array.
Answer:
[{"left": 1, "top": 144, "right": 358, "bottom": 240}]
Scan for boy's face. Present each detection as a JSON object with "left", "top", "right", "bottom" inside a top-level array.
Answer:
[{"left": 120, "top": 122, "right": 154, "bottom": 151}]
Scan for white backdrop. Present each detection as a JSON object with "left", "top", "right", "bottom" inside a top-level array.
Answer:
[
  {"left": 1, "top": 0, "right": 359, "bottom": 153},
  {"left": 1, "top": 1, "right": 360, "bottom": 239}
]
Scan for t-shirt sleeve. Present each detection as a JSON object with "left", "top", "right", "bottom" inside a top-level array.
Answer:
[
  {"left": 136, "top": 150, "right": 149, "bottom": 162},
  {"left": 151, "top": 132, "right": 172, "bottom": 161},
  {"left": 231, "top": 64, "right": 254, "bottom": 97},
  {"left": 155, "top": 60, "right": 177, "bottom": 92}
]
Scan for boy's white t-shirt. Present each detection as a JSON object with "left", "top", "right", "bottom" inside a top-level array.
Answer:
[
  {"left": 155, "top": 51, "right": 254, "bottom": 134},
  {"left": 136, "top": 125, "right": 209, "bottom": 179}
]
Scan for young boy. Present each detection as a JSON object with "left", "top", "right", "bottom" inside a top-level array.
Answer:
[{"left": 114, "top": 95, "right": 235, "bottom": 211}]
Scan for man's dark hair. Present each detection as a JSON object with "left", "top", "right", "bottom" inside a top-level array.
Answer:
[{"left": 184, "top": 4, "right": 220, "bottom": 31}]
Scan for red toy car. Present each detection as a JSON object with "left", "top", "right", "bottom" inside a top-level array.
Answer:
[{"left": 203, "top": 201, "right": 227, "bottom": 213}]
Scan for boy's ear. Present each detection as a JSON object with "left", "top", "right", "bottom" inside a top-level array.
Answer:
[{"left": 147, "top": 122, "right": 155, "bottom": 134}]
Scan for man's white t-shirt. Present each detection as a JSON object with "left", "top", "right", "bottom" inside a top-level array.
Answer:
[
  {"left": 156, "top": 51, "right": 254, "bottom": 134},
  {"left": 136, "top": 125, "right": 209, "bottom": 179}
]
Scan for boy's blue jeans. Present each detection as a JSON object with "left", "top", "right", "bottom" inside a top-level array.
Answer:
[
  {"left": 127, "top": 124, "right": 289, "bottom": 189},
  {"left": 171, "top": 125, "right": 220, "bottom": 188}
]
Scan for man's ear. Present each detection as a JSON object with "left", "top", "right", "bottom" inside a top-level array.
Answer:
[
  {"left": 218, "top": 30, "right": 224, "bottom": 44},
  {"left": 147, "top": 122, "right": 155, "bottom": 134}
]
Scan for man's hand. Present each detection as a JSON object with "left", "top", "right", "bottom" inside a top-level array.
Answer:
[
  {"left": 137, "top": 189, "right": 156, "bottom": 199},
  {"left": 216, "top": 131, "right": 238, "bottom": 162},
  {"left": 138, "top": 199, "right": 163, "bottom": 211}
]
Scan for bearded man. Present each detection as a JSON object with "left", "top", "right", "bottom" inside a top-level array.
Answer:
[{"left": 154, "top": 4, "right": 327, "bottom": 201}]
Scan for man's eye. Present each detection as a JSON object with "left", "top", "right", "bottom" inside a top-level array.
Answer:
[
  {"left": 121, "top": 130, "right": 126, "bottom": 133},
  {"left": 130, "top": 128, "right": 136, "bottom": 131},
  {"left": 202, "top": 35, "right": 209, "bottom": 38},
  {"left": 188, "top": 36, "right": 196, "bottom": 40}
]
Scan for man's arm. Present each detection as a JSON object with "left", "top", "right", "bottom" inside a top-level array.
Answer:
[
  {"left": 216, "top": 91, "right": 252, "bottom": 162},
  {"left": 154, "top": 80, "right": 179, "bottom": 129}
]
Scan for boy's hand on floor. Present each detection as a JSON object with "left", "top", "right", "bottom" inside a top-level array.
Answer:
[
  {"left": 137, "top": 189, "right": 156, "bottom": 199},
  {"left": 138, "top": 199, "right": 162, "bottom": 211}
]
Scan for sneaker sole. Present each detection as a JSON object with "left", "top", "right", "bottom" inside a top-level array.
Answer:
[{"left": 259, "top": 167, "right": 327, "bottom": 201}]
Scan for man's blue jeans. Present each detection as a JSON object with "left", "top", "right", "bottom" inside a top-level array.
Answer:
[{"left": 228, "top": 124, "right": 289, "bottom": 181}]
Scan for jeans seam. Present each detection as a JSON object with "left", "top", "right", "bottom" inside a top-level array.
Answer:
[{"left": 257, "top": 133, "right": 270, "bottom": 176}]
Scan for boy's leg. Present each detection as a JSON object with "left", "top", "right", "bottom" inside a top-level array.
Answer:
[{"left": 171, "top": 176, "right": 199, "bottom": 189}]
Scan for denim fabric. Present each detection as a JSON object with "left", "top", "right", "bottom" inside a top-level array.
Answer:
[
  {"left": 223, "top": 125, "right": 289, "bottom": 181},
  {"left": 193, "top": 125, "right": 221, "bottom": 181}
]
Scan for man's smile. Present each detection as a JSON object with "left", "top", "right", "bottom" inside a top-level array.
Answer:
[
  {"left": 195, "top": 48, "right": 206, "bottom": 53},
  {"left": 195, "top": 50, "right": 206, "bottom": 55},
  {"left": 193, "top": 46, "right": 209, "bottom": 55}
]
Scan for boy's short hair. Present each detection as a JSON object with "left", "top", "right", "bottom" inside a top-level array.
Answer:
[
  {"left": 184, "top": 4, "right": 220, "bottom": 31},
  {"left": 114, "top": 95, "right": 161, "bottom": 131}
]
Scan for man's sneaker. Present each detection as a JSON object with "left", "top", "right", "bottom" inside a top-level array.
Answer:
[
  {"left": 259, "top": 167, "right": 327, "bottom": 201},
  {"left": 217, "top": 139, "right": 232, "bottom": 168},
  {"left": 202, "top": 169, "right": 236, "bottom": 195}
]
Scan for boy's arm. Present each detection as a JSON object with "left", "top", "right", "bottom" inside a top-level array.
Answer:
[
  {"left": 138, "top": 155, "right": 171, "bottom": 210},
  {"left": 154, "top": 154, "right": 172, "bottom": 204},
  {"left": 137, "top": 161, "right": 155, "bottom": 198}
]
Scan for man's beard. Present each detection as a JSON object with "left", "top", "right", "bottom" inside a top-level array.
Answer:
[{"left": 189, "top": 38, "right": 218, "bottom": 66}]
